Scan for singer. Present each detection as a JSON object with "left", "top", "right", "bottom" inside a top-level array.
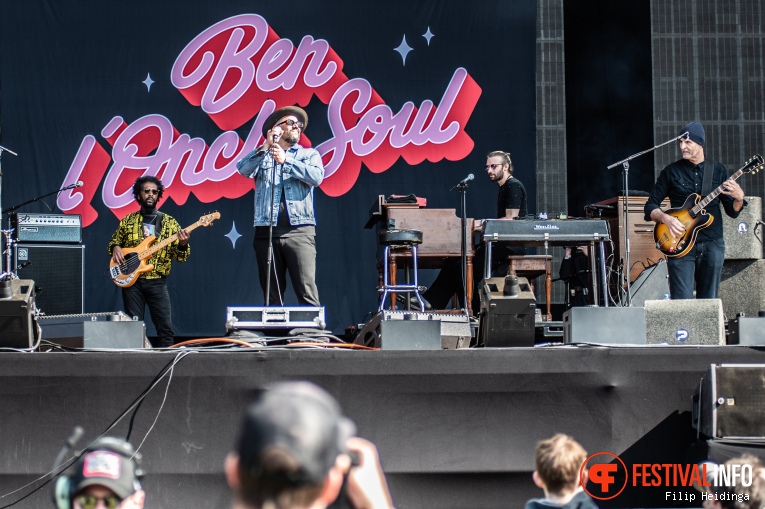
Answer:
[
  {"left": 236, "top": 106, "right": 324, "bottom": 306},
  {"left": 644, "top": 121, "right": 746, "bottom": 299},
  {"left": 420, "top": 150, "right": 527, "bottom": 313}
]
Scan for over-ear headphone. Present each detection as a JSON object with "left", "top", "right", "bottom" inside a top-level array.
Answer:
[{"left": 53, "top": 437, "right": 143, "bottom": 509}]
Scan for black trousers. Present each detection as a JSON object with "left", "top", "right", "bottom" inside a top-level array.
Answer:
[
  {"left": 122, "top": 277, "right": 174, "bottom": 347},
  {"left": 253, "top": 234, "right": 320, "bottom": 306}
]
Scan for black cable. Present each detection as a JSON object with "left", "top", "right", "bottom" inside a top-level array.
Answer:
[{"left": 0, "top": 350, "right": 193, "bottom": 508}]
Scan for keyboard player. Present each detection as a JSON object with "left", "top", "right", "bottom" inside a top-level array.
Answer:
[{"left": 422, "top": 150, "right": 528, "bottom": 312}]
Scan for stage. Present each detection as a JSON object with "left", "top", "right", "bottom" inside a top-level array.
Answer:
[{"left": 1, "top": 344, "right": 764, "bottom": 508}]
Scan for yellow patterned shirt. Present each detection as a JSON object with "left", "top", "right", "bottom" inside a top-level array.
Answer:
[{"left": 107, "top": 211, "right": 190, "bottom": 279}]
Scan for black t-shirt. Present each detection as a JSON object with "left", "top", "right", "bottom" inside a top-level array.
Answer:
[
  {"left": 497, "top": 177, "right": 527, "bottom": 219},
  {"left": 644, "top": 159, "right": 743, "bottom": 242}
]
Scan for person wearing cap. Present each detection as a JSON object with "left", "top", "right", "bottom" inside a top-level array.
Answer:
[
  {"left": 62, "top": 437, "right": 145, "bottom": 509},
  {"left": 224, "top": 380, "right": 394, "bottom": 509},
  {"left": 644, "top": 121, "right": 746, "bottom": 299},
  {"left": 236, "top": 107, "right": 324, "bottom": 307}
]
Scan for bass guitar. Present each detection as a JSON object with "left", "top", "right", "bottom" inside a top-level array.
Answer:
[
  {"left": 109, "top": 212, "right": 220, "bottom": 287},
  {"left": 653, "top": 155, "right": 763, "bottom": 257}
]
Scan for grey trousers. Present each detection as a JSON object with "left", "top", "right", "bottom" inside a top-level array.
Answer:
[{"left": 253, "top": 234, "right": 320, "bottom": 306}]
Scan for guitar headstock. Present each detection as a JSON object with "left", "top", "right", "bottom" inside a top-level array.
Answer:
[
  {"left": 199, "top": 212, "right": 221, "bottom": 226},
  {"left": 742, "top": 154, "right": 765, "bottom": 175}
]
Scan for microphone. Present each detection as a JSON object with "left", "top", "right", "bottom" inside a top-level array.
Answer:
[
  {"left": 679, "top": 131, "right": 689, "bottom": 141},
  {"left": 458, "top": 173, "right": 474, "bottom": 185},
  {"left": 17, "top": 261, "right": 31, "bottom": 271},
  {"left": 64, "top": 181, "right": 84, "bottom": 190}
]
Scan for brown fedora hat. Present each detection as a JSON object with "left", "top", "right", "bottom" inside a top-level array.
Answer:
[{"left": 261, "top": 106, "right": 308, "bottom": 138}]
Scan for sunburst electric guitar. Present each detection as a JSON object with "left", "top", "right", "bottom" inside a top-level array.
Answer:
[
  {"left": 109, "top": 212, "right": 220, "bottom": 287},
  {"left": 653, "top": 155, "right": 763, "bottom": 258}
]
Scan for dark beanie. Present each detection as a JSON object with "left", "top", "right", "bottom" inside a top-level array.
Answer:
[{"left": 680, "top": 122, "right": 705, "bottom": 148}]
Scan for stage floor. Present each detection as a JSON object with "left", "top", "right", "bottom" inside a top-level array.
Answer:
[{"left": 1, "top": 344, "right": 764, "bottom": 508}]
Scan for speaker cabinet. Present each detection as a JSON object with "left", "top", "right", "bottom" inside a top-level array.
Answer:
[
  {"left": 37, "top": 313, "right": 147, "bottom": 349},
  {"left": 562, "top": 306, "right": 646, "bottom": 345},
  {"left": 694, "top": 364, "right": 765, "bottom": 438},
  {"left": 0, "top": 279, "right": 36, "bottom": 348},
  {"left": 720, "top": 259, "right": 765, "bottom": 319},
  {"left": 479, "top": 276, "right": 536, "bottom": 347},
  {"left": 644, "top": 299, "right": 725, "bottom": 345},
  {"left": 727, "top": 316, "right": 765, "bottom": 345},
  {"left": 588, "top": 196, "right": 668, "bottom": 282},
  {"left": 722, "top": 196, "right": 762, "bottom": 260},
  {"left": 630, "top": 260, "right": 670, "bottom": 307},
  {"left": 354, "top": 310, "right": 467, "bottom": 350},
  {"left": 15, "top": 244, "right": 83, "bottom": 315}
]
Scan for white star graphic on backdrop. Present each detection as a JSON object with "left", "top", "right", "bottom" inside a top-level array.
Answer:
[
  {"left": 225, "top": 222, "right": 242, "bottom": 248},
  {"left": 143, "top": 73, "right": 154, "bottom": 92},
  {"left": 394, "top": 36, "right": 413, "bottom": 66},
  {"left": 423, "top": 27, "right": 434, "bottom": 45}
]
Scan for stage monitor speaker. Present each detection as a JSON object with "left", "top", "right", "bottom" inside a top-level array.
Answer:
[
  {"left": 630, "top": 260, "right": 669, "bottom": 307},
  {"left": 354, "top": 310, "right": 468, "bottom": 349},
  {"left": 562, "top": 306, "right": 646, "bottom": 345},
  {"left": 15, "top": 243, "right": 84, "bottom": 315},
  {"left": 0, "top": 279, "right": 36, "bottom": 348},
  {"left": 644, "top": 299, "right": 725, "bottom": 345},
  {"left": 478, "top": 275, "right": 536, "bottom": 347},
  {"left": 37, "top": 312, "right": 148, "bottom": 349},
  {"left": 720, "top": 259, "right": 765, "bottom": 320},
  {"left": 694, "top": 364, "right": 765, "bottom": 438},
  {"left": 727, "top": 316, "right": 765, "bottom": 345},
  {"left": 722, "top": 196, "right": 762, "bottom": 260}
]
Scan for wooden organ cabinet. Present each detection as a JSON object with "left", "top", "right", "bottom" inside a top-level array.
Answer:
[{"left": 587, "top": 196, "right": 668, "bottom": 283}]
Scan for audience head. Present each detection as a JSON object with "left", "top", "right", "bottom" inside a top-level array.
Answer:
[
  {"left": 225, "top": 381, "right": 356, "bottom": 509},
  {"left": 533, "top": 433, "right": 588, "bottom": 497},
  {"left": 56, "top": 437, "right": 144, "bottom": 509}
]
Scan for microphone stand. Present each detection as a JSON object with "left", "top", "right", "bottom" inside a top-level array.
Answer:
[
  {"left": 264, "top": 138, "right": 280, "bottom": 307},
  {"left": 453, "top": 180, "right": 471, "bottom": 317},
  {"left": 607, "top": 132, "right": 687, "bottom": 306},
  {"left": 0, "top": 144, "right": 18, "bottom": 281}
]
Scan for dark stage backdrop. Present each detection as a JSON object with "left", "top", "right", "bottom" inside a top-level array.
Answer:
[{"left": 0, "top": 0, "right": 537, "bottom": 336}]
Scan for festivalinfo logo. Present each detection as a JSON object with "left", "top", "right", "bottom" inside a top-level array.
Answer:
[{"left": 580, "top": 452, "right": 753, "bottom": 503}]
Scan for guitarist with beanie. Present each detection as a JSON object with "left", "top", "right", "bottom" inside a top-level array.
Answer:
[
  {"left": 108, "top": 176, "right": 190, "bottom": 347},
  {"left": 644, "top": 122, "right": 746, "bottom": 299}
]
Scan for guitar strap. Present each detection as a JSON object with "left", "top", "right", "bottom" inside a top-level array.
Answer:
[
  {"left": 701, "top": 160, "right": 715, "bottom": 196},
  {"left": 155, "top": 211, "right": 164, "bottom": 237}
]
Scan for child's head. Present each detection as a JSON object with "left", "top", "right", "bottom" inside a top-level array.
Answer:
[{"left": 534, "top": 434, "right": 587, "bottom": 496}]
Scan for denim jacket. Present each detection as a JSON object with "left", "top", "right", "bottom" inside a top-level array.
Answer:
[{"left": 236, "top": 144, "right": 325, "bottom": 226}]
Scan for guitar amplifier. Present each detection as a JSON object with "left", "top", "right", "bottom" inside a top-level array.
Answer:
[{"left": 12, "top": 213, "right": 82, "bottom": 243}]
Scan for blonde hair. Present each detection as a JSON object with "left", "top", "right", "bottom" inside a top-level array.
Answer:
[
  {"left": 486, "top": 151, "right": 513, "bottom": 174},
  {"left": 535, "top": 434, "right": 587, "bottom": 495}
]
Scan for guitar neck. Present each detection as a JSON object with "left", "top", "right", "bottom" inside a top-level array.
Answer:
[
  {"left": 141, "top": 220, "right": 203, "bottom": 258},
  {"left": 693, "top": 167, "right": 745, "bottom": 213}
]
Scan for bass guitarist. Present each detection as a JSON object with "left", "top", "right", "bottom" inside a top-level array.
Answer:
[
  {"left": 108, "top": 176, "right": 190, "bottom": 347},
  {"left": 644, "top": 122, "right": 746, "bottom": 299}
]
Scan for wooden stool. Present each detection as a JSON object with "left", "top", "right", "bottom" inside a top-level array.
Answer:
[
  {"left": 378, "top": 229, "right": 427, "bottom": 312},
  {"left": 507, "top": 255, "right": 553, "bottom": 321}
]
